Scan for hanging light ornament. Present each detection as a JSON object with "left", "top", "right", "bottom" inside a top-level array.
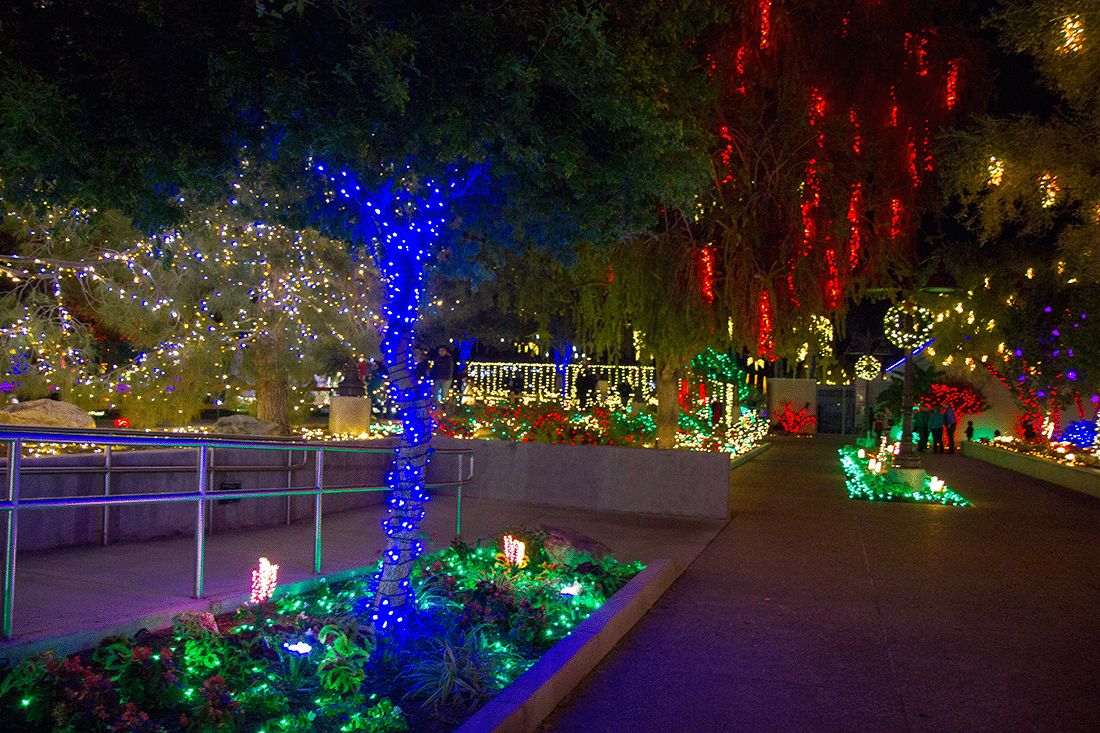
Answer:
[
  {"left": 884, "top": 301, "right": 935, "bottom": 351},
  {"left": 855, "top": 355, "right": 881, "bottom": 381}
]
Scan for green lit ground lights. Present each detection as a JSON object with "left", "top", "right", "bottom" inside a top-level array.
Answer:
[{"left": 838, "top": 446, "right": 970, "bottom": 506}]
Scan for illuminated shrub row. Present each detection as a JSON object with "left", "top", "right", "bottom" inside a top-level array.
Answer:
[{"left": 434, "top": 402, "right": 767, "bottom": 454}]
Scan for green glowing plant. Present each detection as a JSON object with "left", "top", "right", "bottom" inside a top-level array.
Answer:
[
  {"left": 92, "top": 637, "right": 182, "bottom": 711},
  {"left": 454, "top": 580, "right": 549, "bottom": 648},
  {"left": 180, "top": 675, "right": 241, "bottom": 733},
  {"left": 316, "top": 624, "right": 370, "bottom": 695},
  {"left": 0, "top": 532, "right": 640, "bottom": 733},
  {"left": 396, "top": 621, "right": 524, "bottom": 717},
  {"left": 0, "top": 650, "right": 126, "bottom": 733}
]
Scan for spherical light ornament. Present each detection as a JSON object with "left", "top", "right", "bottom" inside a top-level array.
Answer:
[
  {"left": 884, "top": 302, "right": 935, "bottom": 351},
  {"left": 855, "top": 355, "right": 881, "bottom": 381}
]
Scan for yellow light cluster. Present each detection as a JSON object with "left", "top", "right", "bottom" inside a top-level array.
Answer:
[
  {"left": 1040, "top": 173, "right": 1060, "bottom": 208},
  {"left": 987, "top": 156, "right": 1004, "bottom": 186},
  {"left": 1061, "top": 14, "right": 1085, "bottom": 53}
]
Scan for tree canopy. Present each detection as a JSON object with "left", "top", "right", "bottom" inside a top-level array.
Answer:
[{"left": 936, "top": 0, "right": 1100, "bottom": 424}]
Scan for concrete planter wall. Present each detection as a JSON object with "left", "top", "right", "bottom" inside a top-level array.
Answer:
[
  {"left": 428, "top": 437, "right": 733, "bottom": 519},
  {"left": 962, "top": 441, "right": 1100, "bottom": 499}
]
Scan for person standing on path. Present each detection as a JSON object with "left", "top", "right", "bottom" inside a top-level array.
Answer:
[
  {"left": 915, "top": 406, "right": 931, "bottom": 452},
  {"left": 429, "top": 346, "right": 454, "bottom": 408},
  {"left": 929, "top": 406, "right": 945, "bottom": 454},
  {"left": 943, "top": 405, "right": 958, "bottom": 453}
]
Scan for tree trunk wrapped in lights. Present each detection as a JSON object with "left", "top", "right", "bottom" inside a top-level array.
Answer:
[{"left": 325, "top": 169, "right": 449, "bottom": 633}]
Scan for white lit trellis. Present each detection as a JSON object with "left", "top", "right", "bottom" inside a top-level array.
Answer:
[
  {"left": 463, "top": 361, "right": 758, "bottom": 429},
  {"left": 465, "top": 362, "right": 657, "bottom": 404}
]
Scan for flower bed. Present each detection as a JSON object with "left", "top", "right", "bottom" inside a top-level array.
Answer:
[
  {"left": 838, "top": 446, "right": 969, "bottom": 506},
  {"left": 0, "top": 530, "right": 641, "bottom": 733},
  {"left": 433, "top": 402, "right": 767, "bottom": 454}
]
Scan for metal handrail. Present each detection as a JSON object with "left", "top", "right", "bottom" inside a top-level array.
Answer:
[
  {"left": 11, "top": 449, "right": 316, "bottom": 542},
  {"left": 0, "top": 425, "right": 474, "bottom": 640}
]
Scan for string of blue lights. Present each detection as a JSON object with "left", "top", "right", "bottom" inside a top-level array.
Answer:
[{"left": 323, "top": 166, "right": 451, "bottom": 633}]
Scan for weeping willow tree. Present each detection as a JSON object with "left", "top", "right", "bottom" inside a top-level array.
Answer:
[
  {"left": 934, "top": 0, "right": 1100, "bottom": 420},
  {"left": 567, "top": 212, "right": 721, "bottom": 448}
]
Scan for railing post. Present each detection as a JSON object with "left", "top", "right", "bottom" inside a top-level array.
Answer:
[
  {"left": 456, "top": 452, "right": 463, "bottom": 538},
  {"left": 194, "top": 444, "right": 208, "bottom": 599},
  {"left": 286, "top": 449, "right": 293, "bottom": 526},
  {"left": 101, "top": 445, "right": 112, "bottom": 546},
  {"left": 313, "top": 447, "right": 323, "bottom": 574},
  {"left": 3, "top": 438, "right": 22, "bottom": 640}
]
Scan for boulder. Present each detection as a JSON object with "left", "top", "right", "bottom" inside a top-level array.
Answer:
[
  {"left": 212, "top": 414, "right": 281, "bottom": 435},
  {"left": 537, "top": 524, "right": 612, "bottom": 565},
  {"left": 0, "top": 399, "right": 96, "bottom": 428}
]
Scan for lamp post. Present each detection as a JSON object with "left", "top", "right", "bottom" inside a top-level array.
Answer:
[{"left": 884, "top": 299, "right": 935, "bottom": 477}]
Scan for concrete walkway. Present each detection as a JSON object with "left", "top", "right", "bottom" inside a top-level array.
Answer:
[{"left": 540, "top": 436, "right": 1100, "bottom": 733}]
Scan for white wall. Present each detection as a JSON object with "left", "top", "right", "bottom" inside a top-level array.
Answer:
[{"left": 767, "top": 378, "right": 818, "bottom": 433}]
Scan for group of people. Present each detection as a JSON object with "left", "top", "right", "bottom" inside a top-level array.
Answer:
[
  {"left": 914, "top": 404, "right": 963, "bottom": 454},
  {"left": 362, "top": 345, "right": 456, "bottom": 417}
]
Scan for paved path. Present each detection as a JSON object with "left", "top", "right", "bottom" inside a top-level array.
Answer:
[{"left": 540, "top": 436, "right": 1100, "bottom": 733}]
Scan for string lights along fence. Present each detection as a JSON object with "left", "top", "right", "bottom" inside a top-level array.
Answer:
[
  {"left": 464, "top": 362, "right": 655, "bottom": 404},
  {"left": 463, "top": 361, "right": 756, "bottom": 430}
]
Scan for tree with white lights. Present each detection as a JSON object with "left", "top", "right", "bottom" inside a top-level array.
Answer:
[{"left": 0, "top": 198, "right": 379, "bottom": 430}]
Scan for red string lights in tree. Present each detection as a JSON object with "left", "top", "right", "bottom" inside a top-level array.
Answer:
[
  {"left": 718, "top": 125, "right": 734, "bottom": 185},
  {"left": 697, "top": 247, "right": 716, "bottom": 304},
  {"left": 848, "top": 182, "right": 863, "bottom": 268},
  {"left": 945, "top": 59, "right": 959, "bottom": 108},
  {"left": 890, "top": 198, "right": 903, "bottom": 240},
  {"left": 735, "top": 47, "right": 747, "bottom": 95},
  {"left": 760, "top": 0, "right": 772, "bottom": 50},
  {"left": 758, "top": 290, "right": 775, "bottom": 359},
  {"left": 704, "top": 3, "right": 977, "bottom": 354}
]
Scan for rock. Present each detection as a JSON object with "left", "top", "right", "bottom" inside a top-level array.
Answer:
[
  {"left": 537, "top": 524, "right": 612, "bottom": 565},
  {"left": 212, "top": 414, "right": 281, "bottom": 435},
  {"left": 0, "top": 399, "right": 96, "bottom": 428}
]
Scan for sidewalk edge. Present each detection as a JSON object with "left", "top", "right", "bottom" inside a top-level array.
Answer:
[{"left": 455, "top": 558, "right": 682, "bottom": 733}]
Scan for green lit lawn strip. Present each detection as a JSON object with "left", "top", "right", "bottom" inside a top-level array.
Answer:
[{"left": 838, "top": 447, "right": 970, "bottom": 506}]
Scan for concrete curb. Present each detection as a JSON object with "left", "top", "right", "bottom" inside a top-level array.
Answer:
[
  {"left": 962, "top": 441, "right": 1100, "bottom": 499},
  {"left": 731, "top": 441, "right": 771, "bottom": 469},
  {"left": 456, "top": 558, "right": 682, "bottom": 733}
]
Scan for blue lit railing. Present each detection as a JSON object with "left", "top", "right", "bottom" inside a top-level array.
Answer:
[{"left": 0, "top": 425, "right": 473, "bottom": 640}]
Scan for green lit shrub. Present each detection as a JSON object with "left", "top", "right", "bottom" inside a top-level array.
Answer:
[{"left": 395, "top": 619, "right": 524, "bottom": 720}]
